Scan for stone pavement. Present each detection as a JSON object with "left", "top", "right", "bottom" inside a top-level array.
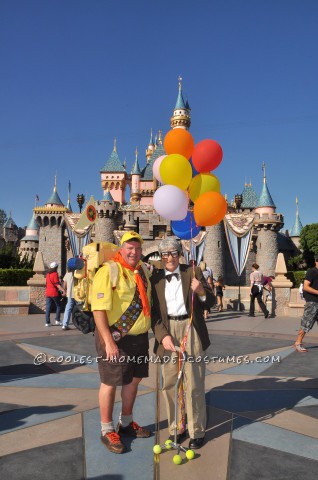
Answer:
[{"left": 1, "top": 310, "right": 318, "bottom": 479}]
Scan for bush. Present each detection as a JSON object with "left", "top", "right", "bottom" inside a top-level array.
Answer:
[
  {"left": 0, "top": 269, "right": 33, "bottom": 286},
  {"left": 286, "top": 271, "right": 306, "bottom": 288}
]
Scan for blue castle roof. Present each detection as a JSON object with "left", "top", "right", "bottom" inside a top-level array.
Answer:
[
  {"left": 256, "top": 180, "right": 276, "bottom": 208},
  {"left": 46, "top": 189, "right": 64, "bottom": 206},
  {"left": 241, "top": 184, "right": 258, "bottom": 209},
  {"left": 103, "top": 190, "right": 114, "bottom": 203},
  {"left": 101, "top": 145, "right": 125, "bottom": 173}
]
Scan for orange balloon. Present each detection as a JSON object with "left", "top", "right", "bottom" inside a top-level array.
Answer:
[
  {"left": 164, "top": 129, "right": 194, "bottom": 159},
  {"left": 194, "top": 191, "right": 227, "bottom": 226}
]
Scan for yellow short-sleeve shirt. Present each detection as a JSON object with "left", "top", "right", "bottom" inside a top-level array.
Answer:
[{"left": 91, "top": 262, "right": 151, "bottom": 335}]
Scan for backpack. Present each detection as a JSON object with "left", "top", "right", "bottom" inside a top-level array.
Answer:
[{"left": 71, "top": 242, "right": 120, "bottom": 334}]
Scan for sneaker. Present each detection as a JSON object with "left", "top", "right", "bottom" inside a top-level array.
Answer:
[
  {"left": 100, "top": 431, "right": 126, "bottom": 454},
  {"left": 62, "top": 326, "right": 70, "bottom": 330},
  {"left": 45, "top": 323, "right": 51, "bottom": 327},
  {"left": 294, "top": 343, "right": 308, "bottom": 353},
  {"left": 55, "top": 321, "right": 62, "bottom": 326},
  {"left": 116, "top": 421, "right": 151, "bottom": 438}
]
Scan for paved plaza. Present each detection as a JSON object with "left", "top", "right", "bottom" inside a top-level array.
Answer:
[{"left": 1, "top": 310, "right": 318, "bottom": 479}]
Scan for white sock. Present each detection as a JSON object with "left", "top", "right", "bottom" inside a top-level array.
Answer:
[
  {"left": 119, "top": 413, "right": 133, "bottom": 427},
  {"left": 101, "top": 421, "right": 114, "bottom": 435}
]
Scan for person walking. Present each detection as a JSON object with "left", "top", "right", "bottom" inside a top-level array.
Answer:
[
  {"left": 151, "top": 238, "right": 215, "bottom": 450},
  {"left": 199, "top": 261, "right": 214, "bottom": 319},
  {"left": 294, "top": 255, "right": 318, "bottom": 352},
  {"left": 215, "top": 276, "right": 225, "bottom": 312},
  {"left": 62, "top": 267, "right": 76, "bottom": 330},
  {"left": 248, "top": 263, "right": 269, "bottom": 318},
  {"left": 45, "top": 262, "right": 66, "bottom": 327},
  {"left": 91, "top": 231, "right": 152, "bottom": 454}
]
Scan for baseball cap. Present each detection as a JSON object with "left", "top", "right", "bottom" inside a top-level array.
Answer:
[
  {"left": 120, "top": 231, "right": 143, "bottom": 245},
  {"left": 49, "top": 261, "right": 58, "bottom": 269}
]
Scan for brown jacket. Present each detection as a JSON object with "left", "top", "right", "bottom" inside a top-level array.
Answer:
[{"left": 151, "top": 265, "right": 215, "bottom": 357}]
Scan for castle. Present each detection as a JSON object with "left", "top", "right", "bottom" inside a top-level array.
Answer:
[{"left": 16, "top": 80, "right": 303, "bottom": 286}]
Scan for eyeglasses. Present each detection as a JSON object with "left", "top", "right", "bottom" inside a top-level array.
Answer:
[{"left": 161, "top": 250, "right": 179, "bottom": 259}]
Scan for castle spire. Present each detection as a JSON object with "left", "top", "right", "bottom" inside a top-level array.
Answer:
[
  {"left": 290, "top": 196, "right": 303, "bottom": 237},
  {"left": 131, "top": 147, "right": 141, "bottom": 175},
  {"left": 256, "top": 163, "right": 275, "bottom": 208},
  {"left": 113, "top": 138, "right": 117, "bottom": 152},
  {"left": 170, "top": 76, "right": 191, "bottom": 130}
]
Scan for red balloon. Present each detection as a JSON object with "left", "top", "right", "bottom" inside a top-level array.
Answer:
[{"left": 192, "top": 139, "right": 223, "bottom": 173}]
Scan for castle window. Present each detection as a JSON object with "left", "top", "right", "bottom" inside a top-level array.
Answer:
[{"left": 218, "top": 241, "right": 220, "bottom": 248}]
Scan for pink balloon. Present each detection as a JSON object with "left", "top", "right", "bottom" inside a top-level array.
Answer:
[
  {"left": 153, "top": 185, "right": 188, "bottom": 221},
  {"left": 152, "top": 155, "right": 166, "bottom": 183}
]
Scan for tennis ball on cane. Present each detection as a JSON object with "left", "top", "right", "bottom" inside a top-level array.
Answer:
[
  {"left": 165, "top": 439, "right": 173, "bottom": 449},
  {"left": 153, "top": 445, "right": 162, "bottom": 454},
  {"left": 173, "top": 454, "right": 182, "bottom": 465},
  {"left": 186, "top": 449, "right": 195, "bottom": 460}
]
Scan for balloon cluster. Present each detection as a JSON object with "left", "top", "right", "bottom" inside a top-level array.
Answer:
[{"left": 153, "top": 129, "right": 227, "bottom": 239}]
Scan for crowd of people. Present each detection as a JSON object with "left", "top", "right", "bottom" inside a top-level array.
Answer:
[{"left": 44, "top": 232, "right": 318, "bottom": 455}]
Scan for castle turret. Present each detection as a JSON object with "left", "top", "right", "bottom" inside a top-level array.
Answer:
[
  {"left": 94, "top": 189, "right": 120, "bottom": 243},
  {"left": 130, "top": 148, "right": 141, "bottom": 204},
  {"left": 34, "top": 178, "right": 69, "bottom": 272},
  {"left": 254, "top": 164, "right": 283, "bottom": 276},
  {"left": 146, "top": 129, "right": 155, "bottom": 162},
  {"left": 100, "top": 139, "right": 128, "bottom": 203},
  {"left": 170, "top": 76, "right": 191, "bottom": 130},
  {"left": 204, "top": 223, "right": 227, "bottom": 281},
  {"left": 289, "top": 197, "right": 303, "bottom": 249},
  {"left": 19, "top": 215, "right": 39, "bottom": 260}
]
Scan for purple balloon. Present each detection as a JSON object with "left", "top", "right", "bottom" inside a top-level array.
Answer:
[{"left": 153, "top": 185, "right": 188, "bottom": 221}]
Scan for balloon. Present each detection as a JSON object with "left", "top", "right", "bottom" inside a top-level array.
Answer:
[
  {"left": 152, "top": 155, "right": 166, "bottom": 183},
  {"left": 153, "top": 185, "right": 188, "bottom": 221},
  {"left": 164, "top": 129, "right": 194, "bottom": 159},
  {"left": 192, "top": 139, "right": 223, "bottom": 173},
  {"left": 189, "top": 173, "right": 220, "bottom": 202},
  {"left": 171, "top": 211, "right": 201, "bottom": 240},
  {"left": 160, "top": 154, "right": 192, "bottom": 190},
  {"left": 194, "top": 191, "right": 227, "bottom": 226}
]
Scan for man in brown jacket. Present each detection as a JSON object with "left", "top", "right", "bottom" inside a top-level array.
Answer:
[{"left": 151, "top": 238, "right": 215, "bottom": 449}]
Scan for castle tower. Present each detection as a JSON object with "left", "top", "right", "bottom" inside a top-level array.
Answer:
[
  {"left": 289, "top": 197, "right": 303, "bottom": 249},
  {"left": 204, "top": 223, "right": 227, "bottom": 281},
  {"left": 146, "top": 129, "right": 155, "bottom": 162},
  {"left": 100, "top": 139, "right": 128, "bottom": 203},
  {"left": 170, "top": 76, "right": 191, "bottom": 130},
  {"left": 94, "top": 189, "right": 120, "bottom": 243},
  {"left": 254, "top": 163, "right": 284, "bottom": 277},
  {"left": 19, "top": 214, "right": 39, "bottom": 260},
  {"left": 130, "top": 148, "right": 141, "bottom": 204},
  {"left": 34, "top": 178, "right": 69, "bottom": 272}
]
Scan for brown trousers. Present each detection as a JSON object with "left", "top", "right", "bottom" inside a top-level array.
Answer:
[{"left": 162, "top": 319, "right": 206, "bottom": 439}]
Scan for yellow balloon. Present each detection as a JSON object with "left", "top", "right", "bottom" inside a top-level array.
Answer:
[
  {"left": 160, "top": 154, "right": 192, "bottom": 190},
  {"left": 189, "top": 173, "right": 220, "bottom": 202}
]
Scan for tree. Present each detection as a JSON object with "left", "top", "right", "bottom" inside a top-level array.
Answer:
[
  {"left": 0, "top": 209, "right": 7, "bottom": 226},
  {"left": 299, "top": 223, "right": 318, "bottom": 268}
]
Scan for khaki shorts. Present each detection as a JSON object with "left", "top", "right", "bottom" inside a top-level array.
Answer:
[{"left": 95, "top": 330, "right": 149, "bottom": 386}]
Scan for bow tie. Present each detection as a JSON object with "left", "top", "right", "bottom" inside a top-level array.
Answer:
[{"left": 166, "top": 273, "right": 179, "bottom": 282}]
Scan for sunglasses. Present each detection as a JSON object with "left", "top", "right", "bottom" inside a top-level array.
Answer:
[{"left": 161, "top": 250, "right": 179, "bottom": 259}]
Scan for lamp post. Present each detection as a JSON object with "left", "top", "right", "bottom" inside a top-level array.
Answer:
[{"left": 77, "top": 194, "right": 85, "bottom": 213}]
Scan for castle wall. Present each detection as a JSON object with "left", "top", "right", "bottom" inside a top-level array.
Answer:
[
  {"left": 38, "top": 219, "right": 66, "bottom": 274},
  {"left": 95, "top": 216, "right": 119, "bottom": 243},
  {"left": 204, "top": 223, "right": 226, "bottom": 280},
  {"left": 256, "top": 229, "right": 278, "bottom": 277}
]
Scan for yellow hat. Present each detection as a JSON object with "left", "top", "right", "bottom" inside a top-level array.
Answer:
[{"left": 120, "top": 231, "right": 143, "bottom": 245}]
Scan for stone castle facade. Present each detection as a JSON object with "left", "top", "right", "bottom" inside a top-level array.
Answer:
[{"left": 19, "top": 80, "right": 303, "bottom": 285}]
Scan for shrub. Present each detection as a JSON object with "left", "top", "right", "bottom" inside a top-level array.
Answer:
[
  {"left": 286, "top": 271, "right": 306, "bottom": 288},
  {"left": 0, "top": 269, "right": 33, "bottom": 286}
]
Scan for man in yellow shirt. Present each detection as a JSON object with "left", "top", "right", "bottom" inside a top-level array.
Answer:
[{"left": 91, "top": 231, "right": 151, "bottom": 454}]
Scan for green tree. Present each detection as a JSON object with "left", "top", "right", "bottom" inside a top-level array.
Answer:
[
  {"left": 299, "top": 223, "right": 318, "bottom": 267},
  {"left": 0, "top": 244, "right": 34, "bottom": 269},
  {"left": 0, "top": 209, "right": 7, "bottom": 226}
]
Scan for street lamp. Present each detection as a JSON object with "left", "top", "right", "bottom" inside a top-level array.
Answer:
[{"left": 77, "top": 194, "right": 85, "bottom": 213}]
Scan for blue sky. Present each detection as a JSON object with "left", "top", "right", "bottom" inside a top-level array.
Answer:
[{"left": 1, "top": 0, "right": 317, "bottom": 232}]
